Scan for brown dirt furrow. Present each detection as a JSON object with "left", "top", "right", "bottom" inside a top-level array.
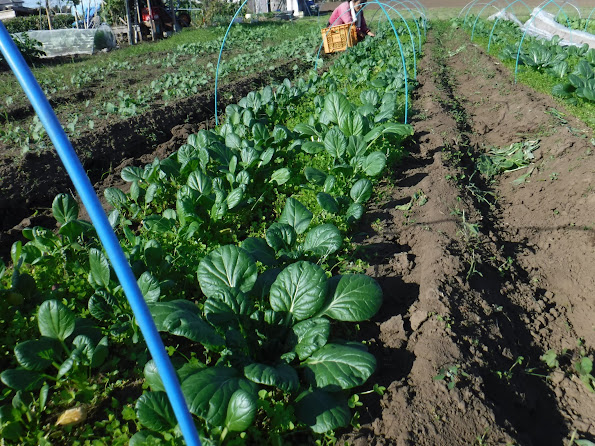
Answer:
[{"left": 341, "top": 24, "right": 595, "bottom": 446}]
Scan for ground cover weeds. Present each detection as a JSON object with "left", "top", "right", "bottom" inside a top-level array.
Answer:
[{"left": 0, "top": 22, "right": 419, "bottom": 444}]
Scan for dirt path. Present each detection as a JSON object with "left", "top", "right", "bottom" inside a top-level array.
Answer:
[{"left": 340, "top": 24, "right": 595, "bottom": 446}]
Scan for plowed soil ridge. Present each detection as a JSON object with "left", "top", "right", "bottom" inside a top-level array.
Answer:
[{"left": 340, "top": 26, "right": 595, "bottom": 445}]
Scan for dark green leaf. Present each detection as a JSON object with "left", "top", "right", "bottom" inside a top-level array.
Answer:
[
  {"left": 227, "top": 187, "right": 244, "bottom": 210},
  {"left": 244, "top": 363, "right": 299, "bottom": 392},
  {"left": 346, "top": 203, "right": 364, "bottom": 223},
  {"left": 1, "top": 369, "right": 44, "bottom": 391},
  {"left": 88, "top": 291, "right": 118, "bottom": 321},
  {"left": 339, "top": 112, "right": 364, "bottom": 137},
  {"left": 143, "top": 360, "right": 164, "bottom": 392},
  {"left": 225, "top": 389, "right": 257, "bottom": 432},
  {"left": 316, "top": 193, "right": 339, "bottom": 214},
  {"left": 303, "top": 224, "right": 342, "bottom": 257},
  {"left": 181, "top": 367, "right": 256, "bottom": 427},
  {"left": 88, "top": 248, "right": 110, "bottom": 289},
  {"left": 323, "top": 92, "right": 351, "bottom": 125},
  {"left": 204, "top": 289, "right": 252, "bottom": 327},
  {"left": 302, "top": 141, "right": 325, "bottom": 154},
  {"left": 324, "top": 127, "right": 347, "bottom": 160},
  {"left": 121, "top": 166, "right": 144, "bottom": 182},
  {"left": 295, "top": 389, "right": 350, "bottom": 433},
  {"left": 187, "top": 170, "right": 212, "bottom": 195},
  {"left": 279, "top": 198, "right": 313, "bottom": 235},
  {"left": 143, "top": 215, "right": 175, "bottom": 234},
  {"left": 294, "top": 123, "right": 319, "bottom": 137},
  {"left": 291, "top": 317, "right": 330, "bottom": 360},
  {"left": 363, "top": 152, "right": 386, "bottom": 177},
  {"left": 270, "top": 168, "right": 291, "bottom": 185},
  {"left": 303, "top": 343, "right": 376, "bottom": 391},
  {"left": 197, "top": 245, "right": 258, "bottom": 298},
  {"left": 163, "top": 309, "right": 225, "bottom": 348},
  {"left": 241, "top": 237, "right": 276, "bottom": 266},
  {"left": 305, "top": 167, "right": 327, "bottom": 186},
  {"left": 266, "top": 223, "right": 297, "bottom": 252},
  {"left": 136, "top": 391, "right": 177, "bottom": 432},
  {"left": 350, "top": 178, "right": 373, "bottom": 204},
  {"left": 38, "top": 300, "right": 75, "bottom": 341},
  {"left": 137, "top": 271, "right": 160, "bottom": 303},
  {"left": 319, "top": 274, "right": 382, "bottom": 321},
  {"left": 104, "top": 187, "right": 128, "bottom": 209},
  {"left": 14, "top": 339, "right": 59, "bottom": 371},
  {"left": 270, "top": 261, "right": 327, "bottom": 320},
  {"left": 52, "top": 194, "right": 79, "bottom": 225}
]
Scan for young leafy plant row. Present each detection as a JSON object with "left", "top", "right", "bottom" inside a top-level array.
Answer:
[
  {"left": 458, "top": 17, "right": 595, "bottom": 105},
  {"left": 0, "top": 23, "right": 419, "bottom": 445}
]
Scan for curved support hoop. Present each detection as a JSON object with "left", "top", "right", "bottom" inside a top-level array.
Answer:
[
  {"left": 487, "top": 0, "right": 532, "bottom": 53},
  {"left": 459, "top": 0, "right": 480, "bottom": 19},
  {"left": 471, "top": 0, "right": 517, "bottom": 41},
  {"left": 370, "top": 0, "right": 422, "bottom": 54},
  {"left": 405, "top": 0, "right": 428, "bottom": 34},
  {"left": 315, "top": 1, "right": 414, "bottom": 77},
  {"left": 214, "top": 0, "right": 250, "bottom": 125},
  {"left": 546, "top": 0, "right": 581, "bottom": 20},
  {"left": 0, "top": 21, "right": 203, "bottom": 446},
  {"left": 464, "top": 0, "right": 505, "bottom": 27},
  {"left": 514, "top": 0, "right": 573, "bottom": 83},
  {"left": 584, "top": 7, "right": 595, "bottom": 32},
  {"left": 316, "top": 1, "right": 410, "bottom": 122},
  {"left": 371, "top": 0, "right": 411, "bottom": 123}
]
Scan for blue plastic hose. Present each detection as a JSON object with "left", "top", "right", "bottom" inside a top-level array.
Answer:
[{"left": 0, "top": 22, "right": 201, "bottom": 446}]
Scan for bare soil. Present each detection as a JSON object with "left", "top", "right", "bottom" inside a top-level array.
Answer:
[{"left": 339, "top": 25, "right": 595, "bottom": 446}]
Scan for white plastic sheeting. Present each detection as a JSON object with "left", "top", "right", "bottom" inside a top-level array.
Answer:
[
  {"left": 487, "top": 9, "right": 523, "bottom": 27},
  {"left": 522, "top": 8, "right": 595, "bottom": 48},
  {"left": 488, "top": 8, "right": 595, "bottom": 49},
  {"left": 13, "top": 24, "right": 116, "bottom": 58}
]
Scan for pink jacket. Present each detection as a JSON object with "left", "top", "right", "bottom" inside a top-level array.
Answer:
[{"left": 328, "top": 2, "right": 369, "bottom": 35}]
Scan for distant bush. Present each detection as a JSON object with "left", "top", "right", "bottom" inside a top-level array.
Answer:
[{"left": 4, "top": 14, "right": 74, "bottom": 33}]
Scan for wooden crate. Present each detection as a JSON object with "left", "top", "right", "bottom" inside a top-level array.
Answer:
[{"left": 321, "top": 23, "right": 358, "bottom": 54}]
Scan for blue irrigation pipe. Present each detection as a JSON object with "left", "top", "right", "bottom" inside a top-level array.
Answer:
[
  {"left": 214, "top": 0, "right": 250, "bottom": 125},
  {"left": 0, "top": 22, "right": 201, "bottom": 446}
]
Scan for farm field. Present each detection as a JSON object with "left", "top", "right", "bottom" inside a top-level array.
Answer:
[{"left": 1, "top": 2, "right": 595, "bottom": 445}]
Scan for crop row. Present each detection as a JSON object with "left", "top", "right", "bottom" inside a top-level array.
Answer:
[
  {"left": 0, "top": 21, "right": 324, "bottom": 155},
  {"left": 458, "top": 16, "right": 595, "bottom": 107},
  {"left": 0, "top": 22, "right": 420, "bottom": 445}
]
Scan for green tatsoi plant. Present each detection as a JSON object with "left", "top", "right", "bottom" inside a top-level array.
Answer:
[{"left": 134, "top": 244, "right": 382, "bottom": 443}]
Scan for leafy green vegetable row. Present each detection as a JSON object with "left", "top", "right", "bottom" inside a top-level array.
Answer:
[
  {"left": 459, "top": 16, "right": 595, "bottom": 105},
  {"left": 0, "top": 23, "right": 419, "bottom": 445}
]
